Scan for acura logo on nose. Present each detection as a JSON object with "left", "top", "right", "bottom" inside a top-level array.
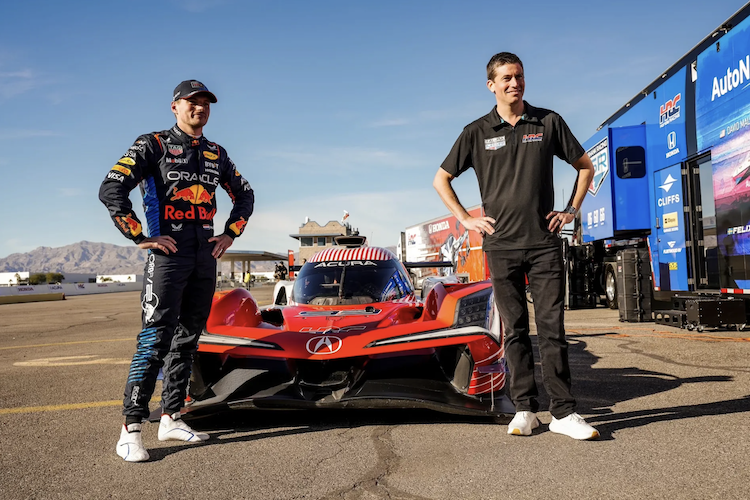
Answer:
[
  {"left": 667, "top": 131, "right": 677, "bottom": 150},
  {"left": 306, "top": 335, "right": 342, "bottom": 355}
]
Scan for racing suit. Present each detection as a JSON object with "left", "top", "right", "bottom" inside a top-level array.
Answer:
[{"left": 99, "top": 124, "right": 254, "bottom": 420}]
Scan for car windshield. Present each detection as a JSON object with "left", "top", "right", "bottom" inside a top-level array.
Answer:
[{"left": 292, "top": 260, "right": 413, "bottom": 305}]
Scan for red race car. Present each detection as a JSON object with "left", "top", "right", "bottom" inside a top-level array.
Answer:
[{"left": 186, "top": 238, "right": 513, "bottom": 421}]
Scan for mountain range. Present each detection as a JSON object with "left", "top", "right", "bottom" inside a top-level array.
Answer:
[{"left": 0, "top": 241, "right": 279, "bottom": 275}]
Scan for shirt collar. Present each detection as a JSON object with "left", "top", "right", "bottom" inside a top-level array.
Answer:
[{"left": 487, "top": 101, "right": 540, "bottom": 129}]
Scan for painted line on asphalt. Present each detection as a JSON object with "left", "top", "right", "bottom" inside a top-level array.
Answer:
[
  {"left": 0, "top": 400, "right": 122, "bottom": 415},
  {"left": 14, "top": 355, "right": 131, "bottom": 366},
  {"left": 0, "top": 397, "right": 161, "bottom": 416},
  {"left": 0, "top": 338, "right": 132, "bottom": 351}
]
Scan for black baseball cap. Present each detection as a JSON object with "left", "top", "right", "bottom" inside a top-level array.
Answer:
[{"left": 172, "top": 80, "right": 217, "bottom": 103}]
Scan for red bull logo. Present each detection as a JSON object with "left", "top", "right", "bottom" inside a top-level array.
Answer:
[
  {"left": 170, "top": 185, "right": 215, "bottom": 204},
  {"left": 229, "top": 217, "right": 247, "bottom": 235},
  {"left": 116, "top": 214, "right": 142, "bottom": 237},
  {"left": 164, "top": 205, "right": 216, "bottom": 220}
]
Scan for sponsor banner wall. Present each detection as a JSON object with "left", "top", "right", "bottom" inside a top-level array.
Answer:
[
  {"left": 647, "top": 67, "right": 687, "bottom": 168},
  {"left": 645, "top": 69, "right": 688, "bottom": 290},
  {"left": 697, "top": 15, "right": 750, "bottom": 288},
  {"left": 0, "top": 282, "right": 141, "bottom": 297},
  {"left": 653, "top": 164, "right": 689, "bottom": 290}
]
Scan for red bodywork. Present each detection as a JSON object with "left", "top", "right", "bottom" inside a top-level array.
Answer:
[
  {"left": 202, "top": 281, "right": 504, "bottom": 396},
  {"left": 188, "top": 246, "right": 513, "bottom": 419}
]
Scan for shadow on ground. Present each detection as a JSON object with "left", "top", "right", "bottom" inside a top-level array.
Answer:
[
  {"left": 149, "top": 331, "right": 750, "bottom": 458},
  {"left": 147, "top": 407, "right": 491, "bottom": 462},
  {"left": 550, "top": 333, "right": 749, "bottom": 440}
]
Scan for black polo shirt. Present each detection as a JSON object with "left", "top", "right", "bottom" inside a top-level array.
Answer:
[{"left": 440, "top": 102, "right": 584, "bottom": 251}]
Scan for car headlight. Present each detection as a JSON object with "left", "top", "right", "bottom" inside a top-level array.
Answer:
[{"left": 455, "top": 289, "right": 493, "bottom": 327}]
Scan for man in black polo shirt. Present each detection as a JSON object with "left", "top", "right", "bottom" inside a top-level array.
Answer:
[{"left": 433, "top": 52, "right": 598, "bottom": 440}]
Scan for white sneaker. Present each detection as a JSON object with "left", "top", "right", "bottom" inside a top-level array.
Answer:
[
  {"left": 549, "top": 412, "right": 600, "bottom": 440},
  {"left": 157, "top": 412, "right": 209, "bottom": 442},
  {"left": 507, "top": 411, "right": 540, "bottom": 436},
  {"left": 116, "top": 423, "right": 149, "bottom": 462}
]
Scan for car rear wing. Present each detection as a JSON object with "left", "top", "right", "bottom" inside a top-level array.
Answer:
[{"left": 401, "top": 261, "right": 454, "bottom": 269}]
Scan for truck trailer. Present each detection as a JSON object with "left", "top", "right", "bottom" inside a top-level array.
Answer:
[{"left": 573, "top": 2, "right": 750, "bottom": 329}]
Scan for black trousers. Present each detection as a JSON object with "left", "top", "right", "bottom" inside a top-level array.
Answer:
[
  {"left": 486, "top": 243, "right": 576, "bottom": 419},
  {"left": 123, "top": 228, "right": 217, "bottom": 420}
]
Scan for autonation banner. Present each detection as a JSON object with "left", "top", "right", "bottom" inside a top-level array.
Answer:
[
  {"left": 697, "top": 16, "right": 750, "bottom": 289},
  {"left": 697, "top": 15, "right": 750, "bottom": 150}
]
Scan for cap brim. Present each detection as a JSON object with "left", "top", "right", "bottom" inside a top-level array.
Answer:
[{"left": 178, "top": 90, "right": 218, "bottom": 103}]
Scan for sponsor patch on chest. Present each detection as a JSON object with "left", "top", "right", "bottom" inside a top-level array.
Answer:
[
  {"left": 484, "top": 136, "right": 506, "bottom": 150},
  {"left": 522, "top": 133, "right": 543, "bottom": 143}
]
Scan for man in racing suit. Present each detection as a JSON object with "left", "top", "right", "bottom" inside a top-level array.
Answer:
[{"left": 99, "top": 80, "right": 254, "bottom": 462}]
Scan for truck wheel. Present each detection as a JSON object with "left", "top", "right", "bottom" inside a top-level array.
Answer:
[{"left": 605, "top": 266, "right": 618, "bottom": 310}]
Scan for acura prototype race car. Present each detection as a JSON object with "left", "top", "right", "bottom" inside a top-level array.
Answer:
[{"left": 185, "top": 238, "right": 514, "bottom": 420}]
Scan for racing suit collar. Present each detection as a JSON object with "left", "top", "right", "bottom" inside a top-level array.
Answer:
[{"left": 171, "top": 124, "right": 205, "bottom": 145}]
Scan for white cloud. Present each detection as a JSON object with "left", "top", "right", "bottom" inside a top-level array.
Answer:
[
  {"left": 0, "top": 68, "right": 38, "bottom": 99},
  {"left": 0, "top": 129, "right": 63, "bottom": 140},
  {"left": 0, "top": 53, "right": 62, "bottom": 103}
]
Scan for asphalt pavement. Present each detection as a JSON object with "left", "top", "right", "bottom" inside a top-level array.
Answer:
[{"left": 0, "top": 285, "right": 748, "bottom": 499}]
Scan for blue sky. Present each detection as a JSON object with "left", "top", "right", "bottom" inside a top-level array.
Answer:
[{"left": 1, "top": 0, "right": 746, "bottom": 258}]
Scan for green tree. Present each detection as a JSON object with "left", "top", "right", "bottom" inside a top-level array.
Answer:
[
  {"left": 29, "top": 273, "right": 47, "bottom": 285},
  {"left": 46, "top": 272, "right": 65, "bottom": 284}
]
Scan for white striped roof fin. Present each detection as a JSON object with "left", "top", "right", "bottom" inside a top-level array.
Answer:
[{"left": 309, "top": 247, "right": 397, "bottom": 262}]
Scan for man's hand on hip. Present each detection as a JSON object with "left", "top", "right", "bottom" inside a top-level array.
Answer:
[
  {"left": 461, "top": 216, "right": 496, "bottom": 236},
  {"left": 546, "top": 211, "right": 575, "bottom": 233},
  {"left": 209, "top": 234, "right": 234, "bottom": 259},
  {"left": 138, "top": 236, "right": 178, "bottom": 254}
]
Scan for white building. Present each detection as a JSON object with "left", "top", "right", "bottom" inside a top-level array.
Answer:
[
  {"left": 96, "top": 274, "right": 141, "bottom": 283},
  {"left": 0, "top": 272, "right": 30, "bottom": 286}
]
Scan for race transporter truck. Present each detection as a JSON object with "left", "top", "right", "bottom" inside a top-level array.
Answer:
[{"left": 567, "top": 2, "right": 750, "bottom": 330}]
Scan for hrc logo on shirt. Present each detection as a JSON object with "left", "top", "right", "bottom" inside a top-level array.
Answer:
[{"left": 522, "top": 133, "right": 543, "bottom": 143}]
